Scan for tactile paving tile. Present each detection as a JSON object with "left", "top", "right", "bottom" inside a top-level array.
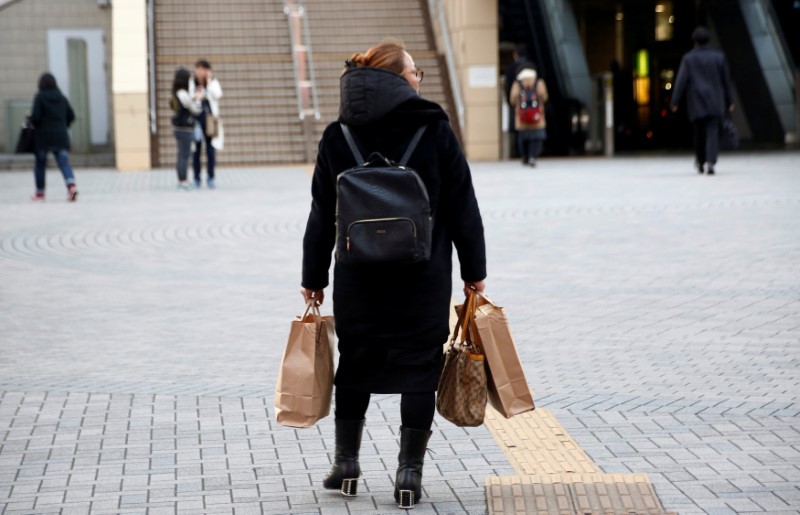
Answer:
[
  {"left": 484, "top": 407, "right": 600, "bottom": 475},
  {"left": 483, "top": 409, "right": 675, "bottom": 514},
  {"left": 486, "top": 474, "right": 677, "bottom": 515}
]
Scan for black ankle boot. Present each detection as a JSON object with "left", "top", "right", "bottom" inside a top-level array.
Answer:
[
  {"left": 323, "top": 418, "right": 365, "bottom": 496},
  {"left": 394, "top": 426, "right": 433, "bottom": 509}
]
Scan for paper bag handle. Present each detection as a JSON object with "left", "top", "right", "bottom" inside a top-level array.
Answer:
[
  {"left": 475, "top": 291, "right": 498, "bottom": 307},
  {"left": 301, "top": 300, "right": 322, "bottom": 320}
]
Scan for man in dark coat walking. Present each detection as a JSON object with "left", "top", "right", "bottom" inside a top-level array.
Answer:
[{"left": 670, "top": 26, "right": 734, "bottom": 175}]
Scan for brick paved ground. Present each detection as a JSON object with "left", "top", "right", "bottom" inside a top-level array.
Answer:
[{"left": 0, "top": 151, "right": 798, "bottom": 514}]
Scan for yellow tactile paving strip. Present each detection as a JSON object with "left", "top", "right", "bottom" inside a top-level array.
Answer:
[
  {"left": 483, "top": 409, "right": 675, "bottom": 514},
  {"left": 485, "top": 408, "right": 600, "bottom": 475},
  {"left": 485, "top": 474, "right": 675, "bottom": 515},
  {"left": 481, "top": 395, "right": 673, "bottom": 513}
]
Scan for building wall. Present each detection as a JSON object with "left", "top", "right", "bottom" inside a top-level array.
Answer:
[
  {"left": 439, "top": 0, "right": 500, "bottom": 160},
  {"left": 111, "top": 0, "right": 150, "bottom": 171},
  {"left": 0, "top": 0, "right": 112, "bottom": 152}
]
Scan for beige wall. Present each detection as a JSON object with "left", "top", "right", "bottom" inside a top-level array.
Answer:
[
  {"left": 0, "top": 0, "right": 111, "bottom": 152},
  {"left": 438, "top": 0, "right": 500, "bottom": 160},
  {"left": 112, "top": 0, "right": 150, "bottom": 170}
]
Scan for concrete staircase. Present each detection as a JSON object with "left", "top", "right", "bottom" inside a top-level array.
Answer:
[
  {"left": 303, "top": 0, "right": 455, "bottom": 145},
  {"left": 153, "top": 0, "right": 454, "bottom": 167},
  {"left": 154, "top": 0, "right": 301, "bottom": 167}
]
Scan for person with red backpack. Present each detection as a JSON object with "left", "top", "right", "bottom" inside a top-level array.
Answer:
[{"left": 510, "top": 66, "right": 549, "bottom": 167}]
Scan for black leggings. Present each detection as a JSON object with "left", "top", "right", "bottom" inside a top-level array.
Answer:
[{"left": 335, "top": 387, "right": 435, "bottom": 431}]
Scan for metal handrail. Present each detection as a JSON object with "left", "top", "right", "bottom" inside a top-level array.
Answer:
[
  {"left": 284, "top": 1, "right": 306, "bottom": 121},
  {"left": 300, "top": 4, "right": 320, "bottom": 120},
  {"left": 147, "top": 0, "right": 157, "bottom": 134},
  {"left": 428, "top": 0, "right": 464, "bottom": 131},
  {"left": 284, "top": 1, "right": 320, "bottom": 121}
]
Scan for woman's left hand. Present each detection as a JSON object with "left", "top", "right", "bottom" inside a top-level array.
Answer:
[{"left": 301, "top": 288, "right": 325, "bottom": 306}]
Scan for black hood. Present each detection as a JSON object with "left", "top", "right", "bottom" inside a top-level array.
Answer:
[
  {"left": 339, "top": 67, "right": 448, "bottom": 127},
  {"left": 38, "top": 89, "right": 66, "bottom": 105}
]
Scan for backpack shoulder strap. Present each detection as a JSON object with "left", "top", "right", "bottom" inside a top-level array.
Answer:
[
  {"left": 339, "top": 123, "right": 365, "bottom": 165},
  {"left": 399, "top": 125, "right": 427, "bottom": 166}
]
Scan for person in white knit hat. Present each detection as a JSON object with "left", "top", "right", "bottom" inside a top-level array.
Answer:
[{"left": 509, "top": 66, "right": 549, "bottom": 167}]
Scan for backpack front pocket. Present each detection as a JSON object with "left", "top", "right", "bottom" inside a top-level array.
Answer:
[{"left": 346, "top": 217, "right": 418, "bottom": 263}]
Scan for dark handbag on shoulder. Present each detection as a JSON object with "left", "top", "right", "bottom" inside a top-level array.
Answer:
[
  {"left": 15, "top": 119, "right": 35, "bottom": 154},
  {"left": 335, "top": 124, "right": 432, "bottom": 265},
  {"left": 720, "top": 116, "right": 739, "bottom": 151},
  {"left": 436, "top": 290, "right": 488, "bottom": 427}
]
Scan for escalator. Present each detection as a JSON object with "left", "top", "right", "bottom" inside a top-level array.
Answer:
[
  {"left": 708, "top": 0, "right": 795, "bottom": 145},
  {"left": 502, "top": 0, "right": 796, "bottom": 154},
  {"left": 500, "top": 0, "right": 591, "bottom": 155}
]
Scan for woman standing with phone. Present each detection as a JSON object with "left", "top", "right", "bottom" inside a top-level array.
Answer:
[{"left": 189, "top": 59, "right": 223, "bottom": 189}]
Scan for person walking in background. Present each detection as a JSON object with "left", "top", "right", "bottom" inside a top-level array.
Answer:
[
  {"left": 189, "top": 59, "right": 223, "bottom": 189},
  {"left": 171, "top": 67, "right": 202, "bottom": 190},
  {"left": 670, "top": 26, "right": 734, "bottom": 175},
  {"left": 503, "top": 44, "right": 528, "bottom": 158},
  {"left": 29, "top": 73, "right": 78, "bottom": 202},
  {"left": 301, "top": 41, "right": 486, "bottom": 509},
  {"left": 510, "top": 65, "right": 549, "bottom": 167}
]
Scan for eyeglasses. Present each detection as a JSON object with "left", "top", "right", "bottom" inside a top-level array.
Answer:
[{"left": 415, "top": 68, "right": 424, "bottom": 82}]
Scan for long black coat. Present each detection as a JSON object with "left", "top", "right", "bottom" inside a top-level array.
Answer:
[
  {"left": 30, "top": 89, "right": 75, "bottom": 151},
  {"left": 670, "top": 44, "right": 733, "bottom": 122},
  {"left": 302, "top": 67, "right": 486, "bottom": 393}
]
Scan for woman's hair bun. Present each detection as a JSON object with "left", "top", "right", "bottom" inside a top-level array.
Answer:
[{"left": 348, "top": 52, "right": 368, "bottom": 67}]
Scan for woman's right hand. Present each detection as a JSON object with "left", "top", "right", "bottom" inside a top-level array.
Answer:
[
  {"left": 463, "top": 280, "right": 485, "bottom": 297},
  {"left": 301, "top": 288, "right": 325, "bottom": 306}
]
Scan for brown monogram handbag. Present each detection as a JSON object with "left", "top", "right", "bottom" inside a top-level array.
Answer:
[{"left": 436, "top": 291, "right": 488, "bottom": 427}]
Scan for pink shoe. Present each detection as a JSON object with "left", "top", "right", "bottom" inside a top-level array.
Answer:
[
  {"left": 67, "top": 184, "right": 78, "bottom": 202},
  {"left": 31, "top": 192, "right": 45, "bottom": 201}
]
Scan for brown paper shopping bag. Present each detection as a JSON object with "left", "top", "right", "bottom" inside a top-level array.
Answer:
[
  {"left": 274, "top": 302, "right": 335, "bottom": 428},
  {"left": 456, "top": 294, "right": 535, "bottom": 418},
  {"left": 474, "top": 294, "right": 535, "bottom": 418}
]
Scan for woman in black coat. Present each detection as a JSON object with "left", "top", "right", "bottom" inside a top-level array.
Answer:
[
  {"left": 30, "top": 73, "right": 78, "bottom": 201},
  {"left": 301, "top": 41, "right": 486, "bottom": 508}
]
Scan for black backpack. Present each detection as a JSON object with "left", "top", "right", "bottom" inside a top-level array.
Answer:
[{"left": 336, "top": 123, "right": 432, "bottom": 265}]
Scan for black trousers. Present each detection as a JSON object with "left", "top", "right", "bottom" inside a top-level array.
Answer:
[
  {"left": 334, "top": 387, "right": 435, "bottom": 430},
  {"left": 693, "top": 116, "right": 720, "bottom": 167},
  {"left": 518, "top": 131, "right": 545, "bottom": 161}
]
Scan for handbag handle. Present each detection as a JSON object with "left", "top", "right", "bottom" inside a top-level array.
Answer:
[
  {"left": 450, "top": 290, "right": 480, "bottom": 350},
  {"left": 450, "top": 291, "right": 472, "bottom": 344}
]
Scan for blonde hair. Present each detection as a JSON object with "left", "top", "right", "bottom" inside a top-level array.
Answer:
[{"left": 346, "top": 39, "right": 407, "bottom": 75}]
